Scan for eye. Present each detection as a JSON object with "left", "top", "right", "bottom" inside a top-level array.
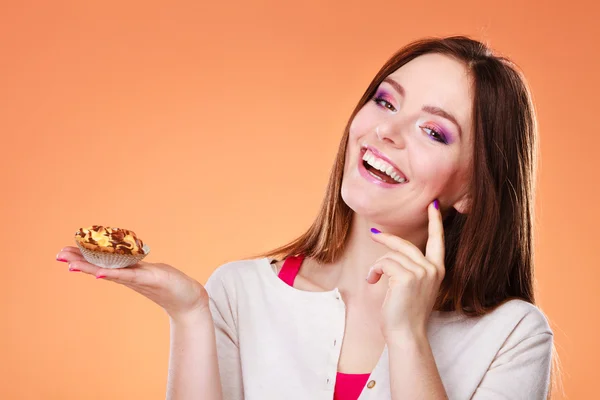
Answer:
[
  {"left": 421, "top": 125, "right": 448, "bottom": 144},
  {"left": 372, "top": 96, "right": 397, "bottom": 112}
]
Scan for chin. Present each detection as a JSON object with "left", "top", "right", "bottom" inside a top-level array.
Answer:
[
  {"left": 341, "top": 176, "right": 428, "bottom": 231},
  {"left": 340, "top": 178, "right": 388, "bottom": 220}
]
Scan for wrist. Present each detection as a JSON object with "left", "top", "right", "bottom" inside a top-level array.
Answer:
[
  {"left": 384, "top": 325, "right": 428, "bottom": 348},
  {"left": 168, "top": 304, "right": 213, "bottom": 327}
]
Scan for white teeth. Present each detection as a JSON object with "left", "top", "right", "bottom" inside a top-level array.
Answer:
[{"left": 362, "top": 149, "right": 407, "bottom": 183}]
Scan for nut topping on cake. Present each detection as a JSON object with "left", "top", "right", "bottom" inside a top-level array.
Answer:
[{"left": 75, "top": 226, "right": 145, "bottom": 255}]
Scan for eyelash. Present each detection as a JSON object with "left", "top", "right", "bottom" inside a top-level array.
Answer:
[
  {"left": 372, "top": 96, "right": 448, "bottom": 145},
  {"left": 373, "top": 96, "right": 396, "bottom": 112},
  {"left": 420, "top": 125, "right": 448, "bottom": 144}
]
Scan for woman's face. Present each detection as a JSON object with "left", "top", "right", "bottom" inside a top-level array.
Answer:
[{"left": 341, "top": 53, "right": 474, "bottom": 229}]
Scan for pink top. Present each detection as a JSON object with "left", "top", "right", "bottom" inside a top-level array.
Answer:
[{"left": 278, "top": 255, "right": 371, "bottom": 400}]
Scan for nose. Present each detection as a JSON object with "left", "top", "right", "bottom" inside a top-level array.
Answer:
[{"left": 375, "top": 124, "right": 406, "bottom": 149}]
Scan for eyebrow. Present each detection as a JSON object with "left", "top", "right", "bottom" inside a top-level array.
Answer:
[
  {"left": 422, "top": 106, "right": 463, "bottom": 138},
  {"left": 383, "top": 77, "right": 405, "bottom": 96},
  {"left": 382, "top": 77, "right": 463, "bottom": 137}
]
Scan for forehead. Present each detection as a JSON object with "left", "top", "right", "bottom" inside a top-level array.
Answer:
[{"left": 385, "top": 53, "right": 473, "bottom": 129}]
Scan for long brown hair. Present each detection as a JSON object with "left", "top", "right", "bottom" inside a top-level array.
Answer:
[
  {"left": 260, "top": 35, "right": 559, "bottom": 397},
  {"left": 262, "top": 35, "right": 537, "bottom": 312}
]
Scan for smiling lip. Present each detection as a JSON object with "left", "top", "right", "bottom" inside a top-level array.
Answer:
[
  {"left": 358, "top": 145, "right": 409, "bottom": 188},
  {"left": 362, "top": 144, "right": 408, "bottom": 177},
  {"left": 362, "top": 145, "right": 404, "bottom": 173}
]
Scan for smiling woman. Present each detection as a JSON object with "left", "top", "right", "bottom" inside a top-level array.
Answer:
[{"left": 56, "top": 36, "right": 555, "bottom": 400}]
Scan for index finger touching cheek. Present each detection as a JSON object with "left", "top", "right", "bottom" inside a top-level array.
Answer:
[{"left": 425, "top": 199, "right": 445, "bottom": 267}]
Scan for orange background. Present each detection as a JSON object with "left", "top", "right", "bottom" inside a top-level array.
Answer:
[{"left": 1, "top": 0, "right": 598, "bottom": 398}]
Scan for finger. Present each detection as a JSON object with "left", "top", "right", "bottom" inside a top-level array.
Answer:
[
  {"left": 60, "top": 246, "right": 82, "bottom": 253},
  {"left": 369, "top": 229, "right": 425, "bottom": 263},
  {"left": 425, "top": 199, "right": 445, "bottom": 267},
  {"left": 366, "top": 257, "right": 415, "bottom": 285},
  {"left": 56, "top": 249, "right": 85, "bottom": 263},
  {"left": 378, "top": 251, "right": 436, "bottom": 279},
  {"left": 65, "top": 260, "right": 137, "bottom": 281},
  {"left": 90, "top": 262, "right": 157, "bottom": 286},
  {"left": 66, "top": 259, "right": 103, "bottom": 276}
]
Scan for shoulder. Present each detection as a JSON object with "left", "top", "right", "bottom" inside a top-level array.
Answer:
[
  {"left": 479, "top": 299, "right": 553, "bottom": 347},
  {"left": 205, "top": 257, "right": 273, "bottom": 296},
  {"left": 441, "top": 300, "right": 554, "bottom": 369}
]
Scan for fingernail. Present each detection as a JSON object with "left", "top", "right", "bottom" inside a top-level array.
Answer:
[
  {"left": 370, "top": 228, "right": 381, "bottom": 234},
  {"left": 96, "top": 275, "right": 106, "bottom": 279},
  {"left": 68, "top": 268, "right": 80, "bottom": 272},
  {"left": 433, "top": 199, "right": 439, "bottom": 210},
  {"left": 56, "top": 258, "right": 67, "bottom": 262}
]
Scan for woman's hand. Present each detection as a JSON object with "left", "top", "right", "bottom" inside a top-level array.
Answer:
[
  {"left": 56, "top": 247, "right": 209, "bottom": 323},
  {"left": 366, "top": 200, "right": 445, "bottom": 342}
]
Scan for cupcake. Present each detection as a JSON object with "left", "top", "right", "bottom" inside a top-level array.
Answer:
[{"left": 74, "top": 225, "right": 150, "bottom": 269}]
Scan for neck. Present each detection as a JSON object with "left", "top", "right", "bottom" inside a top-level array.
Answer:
[{"left": 330, "top": 212, "right": 429, "bottom": 297}]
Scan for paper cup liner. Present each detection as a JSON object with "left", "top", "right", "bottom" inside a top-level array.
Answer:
[{"left": 76, "top": 241, "right": 150, "bottom": 269}]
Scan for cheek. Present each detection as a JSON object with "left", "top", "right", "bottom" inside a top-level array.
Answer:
[
  {"left": 411, "top": 150, "right": 459, "bottom": 191},
  {"left": 348, "top": 106, "right": 376, "bottom": 140},
  {"left": 345, "top": 109, "right": 371, "bottom": 166}
]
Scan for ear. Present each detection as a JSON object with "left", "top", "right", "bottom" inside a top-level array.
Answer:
[{"left": 452, "top": 192, "right": 471, "bottom": 214}]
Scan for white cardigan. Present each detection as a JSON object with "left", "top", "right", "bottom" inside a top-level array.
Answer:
[{"left": 204, "top": 258, "right": 553, "bottom": 400}]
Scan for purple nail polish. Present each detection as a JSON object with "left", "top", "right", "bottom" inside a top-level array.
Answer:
[
  {"left": 370, "top": 228, "right": 381, "bottom": 234},
  {"left": 433, "top": 199, "right": 439, "bottom": 210}
]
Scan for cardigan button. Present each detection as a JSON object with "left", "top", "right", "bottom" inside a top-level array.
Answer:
[{"left": 367, "top": 380, "right": 376, "bottom": 389}]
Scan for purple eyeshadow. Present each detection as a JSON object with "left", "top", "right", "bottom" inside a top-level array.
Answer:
[
  {"left": 438, "top": 127, "right": 453, "bottom": 144},
  {"left": 374, "top": 86, "right": 457, "bottom": 145},
  {"left": 375, "top": 89, "right": 392, "bottom": 101}
]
